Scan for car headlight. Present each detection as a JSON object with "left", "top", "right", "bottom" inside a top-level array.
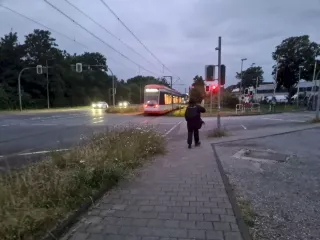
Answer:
[
  {"left": 119, "top": 102, "right": 123, "bottom": 106},
  {"left": 92, "top": 103, "right": 96, "bottom": 107},
  {"left": 123, "top": 102, "right": 128, "bottom": 106}
]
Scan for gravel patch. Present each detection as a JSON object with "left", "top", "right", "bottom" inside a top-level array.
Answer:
[{"left": 216, "top": 129, "right": 320, "bottom": 240}]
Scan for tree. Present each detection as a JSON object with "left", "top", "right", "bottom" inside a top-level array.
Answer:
[
  {"left": 272, "top": 35, "right": 320, "bottom": 91},
  {"left": 190, "top": 75, "right": 205, "bottom": 103},
  {"left": 235, "top": 66, "right": 264, "bottom": 89}
]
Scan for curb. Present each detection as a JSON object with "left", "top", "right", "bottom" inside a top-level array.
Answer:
[
  {"left": 40, "top": 181, "right": 116, "bottom": 240},
  {"left": 210, "top": 124, "right": 320, "bottom": 145},
  {"left": 211, "top": 144, "right": 252, "bottom": 240}
]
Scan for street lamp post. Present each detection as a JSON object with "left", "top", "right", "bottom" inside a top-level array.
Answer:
[
  {"left": 18, "top": 67, "right": 33, "bottom": 111},
  {"left": 297, "top": 65, "right": 303, "bottom": 108},
  {"left": 46, "top": 58, "right": 55, "bottom": 109},
  {"left": 316, "top": 70, "right": 320, "bottom": 119},
  {"left": 240, "top": 58, "right": 247, "bottom": 103}
]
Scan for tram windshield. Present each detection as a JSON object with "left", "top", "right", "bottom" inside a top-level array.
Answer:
[{"left": 144, "top": 92, "right": 159, "bottom": 103}]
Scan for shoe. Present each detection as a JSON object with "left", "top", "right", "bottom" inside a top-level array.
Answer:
[
  {"left": 188, "top": 144, "right": 192, "bottom": 149},
  {"left": 195, "top": 142, "right": 201, "bottom": 147}
]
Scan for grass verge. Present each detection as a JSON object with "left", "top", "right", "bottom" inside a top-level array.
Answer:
[
  {"left": 106, "top": 106, "right": 143, "bottom": 114},
  {"left": 169, "top": 104, "right": 306, "bottom": 117},
  {"left": 0, "top": 126, "right": 165, "bottom": 240},
  {"left": 310, "top": 117, "right": 320, "bottom": 123},
  {"left": 207, "top": 127, "right": 229, "bottom": 138}
]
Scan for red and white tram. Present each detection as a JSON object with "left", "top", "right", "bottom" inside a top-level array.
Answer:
[{"left": 144, "top": 84, "right": 182, "bottom": 114}]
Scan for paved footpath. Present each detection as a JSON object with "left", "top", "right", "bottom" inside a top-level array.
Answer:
[{"left": 62, "top": 138, "right": 243, "bottom": 240}]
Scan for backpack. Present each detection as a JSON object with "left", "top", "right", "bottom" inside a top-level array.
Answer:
[{"left": 185, "top": 106, "right": 199, "bottom": 121}]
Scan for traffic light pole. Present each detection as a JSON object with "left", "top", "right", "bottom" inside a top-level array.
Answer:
[{"left": 216, "top": 36, "right": 222, "bottom": 129}]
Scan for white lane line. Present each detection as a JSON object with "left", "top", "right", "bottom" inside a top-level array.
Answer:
[
  {"left": 261, "top": 117, "right": 284, "bottom": 121},
  {"left": 261, "top": 117, "right": 305, "bottom": 123},
  {"left": 241, "top": 124, "right": 247, "bottom": 130},
  {"left": 93, "top": 120, "right": 104, "bottom": 124},
  {"left": 17, "top": 148, "right": 69, "bottom": 156},
  {"left": 31, "top": 123, "right": 57, "bottom": 126},
  {"left": 164, "top": 121, "right": 182, "bottom": 136},
  {"left": 1, "top": 124, "right": 10, "bottom": 127}
]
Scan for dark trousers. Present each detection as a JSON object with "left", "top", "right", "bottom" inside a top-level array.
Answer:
[{"left": 187, "top": 127, "right": 199, "bottom": 145}]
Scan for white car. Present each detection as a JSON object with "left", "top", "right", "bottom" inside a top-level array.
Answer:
[{"left": 92, "top": 101, "right": 108, "bottom": 109}]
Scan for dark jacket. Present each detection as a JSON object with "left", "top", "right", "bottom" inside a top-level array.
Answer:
[{"left": 184, "top": 104, "right": 206, "bottom": 129}]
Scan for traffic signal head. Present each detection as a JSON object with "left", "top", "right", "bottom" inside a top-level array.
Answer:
[
  {"left": 36, "top": 65, "right": 43, "bottom": 74},
  {"left": 221, "top": 64, "right": 226, "bottom": 85},
  {"left": 76, "top": 63, "right": 83, "bottom": 73},
  {"left": 205, "top": 85, "right": 210, "bottom": 92},
  {"left": 205, "top": 65, "right": 215, "bottom": 81}
]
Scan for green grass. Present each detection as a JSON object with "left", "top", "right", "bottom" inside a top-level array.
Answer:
[
  {"left": 207, "top": 127, "right": 229, "bottom": 138},
  {"left": 169, "top": 103, "right": 306, "bottom": 117},
  {"left": 0, "top": 126, "right": 165, "bottom": 240},
  {"left": 310, "top": 117, "right": 320, "bottom": 123},
  {"left": 105, "top": 106, "right": 143, "bottom": 114},
  {"left": 237, "top": 199, "right": 256, "bottom": 227}
]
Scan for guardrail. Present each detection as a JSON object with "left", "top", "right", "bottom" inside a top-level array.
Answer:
[
  {"left": 236, "top": 104, "right": 244, "bottom": 114},
  {"left": 236, "top": 103, "right": 260, "bottom": 114}
]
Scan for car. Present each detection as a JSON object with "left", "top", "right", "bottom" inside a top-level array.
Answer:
[
  {"left": 118, "top": 101, "right": 130, "bottom": 108},
  {"left": 92, "top": 101, "right": 108, "bottom": 109}
]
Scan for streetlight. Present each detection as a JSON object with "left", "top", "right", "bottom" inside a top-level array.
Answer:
[
  {"left": 240, "top": 58, "right": 247, "bottom": 98},
  {"left": 46, "top": 58, "right": 55, "bottom": 109},
  {"left": 297, "top": 65, "right": 303, "bottom": 108}
]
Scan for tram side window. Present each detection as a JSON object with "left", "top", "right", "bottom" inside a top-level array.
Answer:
[{"left": 159, "top": 92, "right": 165, "bottom": 105}]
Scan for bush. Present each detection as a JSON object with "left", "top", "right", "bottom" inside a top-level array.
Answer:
[
  {"left": 0, "top": 127, "right": 165, "bottom": 240},
  {"left": 222, "top": 92, "right": 239, "bottom": 109},
  {"left": 106, "top": 106, "right": 143, "bottom": 114}
]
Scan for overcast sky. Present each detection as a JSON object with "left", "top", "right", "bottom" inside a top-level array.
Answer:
[{"left": 1, "top": 0, "right": 320, "bottom": 92}]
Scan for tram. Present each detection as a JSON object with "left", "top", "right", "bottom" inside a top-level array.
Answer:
[{"left": 143, "top": 84, "right": 182, "bottom": 114}]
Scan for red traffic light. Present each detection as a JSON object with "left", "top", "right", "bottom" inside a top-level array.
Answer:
[{"left": 212, "top": 85, "right": 217, "bottom": 90}]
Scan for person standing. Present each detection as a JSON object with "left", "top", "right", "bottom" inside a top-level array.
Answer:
[{"left": 184, "top": 99, "right": 206, "bottom": 149}]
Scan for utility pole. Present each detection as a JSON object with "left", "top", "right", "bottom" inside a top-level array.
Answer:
[
  {"left": 170, "top": 76, "right": 173, "bottom": 110},
  {"left": 163, "top": 76, "right": 173, "bottom": 110},
  {"left": 312, "top": 60, "right": 317, "bottom": 110},
  {"left": 216, "top": 36, "right": 222, "bottom": 129},
  {"left": 297, "top": 66, "right": 303, "bottom": 108},
  {"left": 255, "top": 77, "right": 259, "bottom": 102},
  {"left": 46, "top": 60, "right": 50, "bottom": 109}
]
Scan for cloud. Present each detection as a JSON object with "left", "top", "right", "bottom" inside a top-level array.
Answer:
[{"left": 1, "top": 0, "right": 320, "bottom": 92}]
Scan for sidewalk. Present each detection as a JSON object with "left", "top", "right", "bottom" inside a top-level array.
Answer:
[{"left": 62, "top": 138, "right": 243, "bottom": 240}]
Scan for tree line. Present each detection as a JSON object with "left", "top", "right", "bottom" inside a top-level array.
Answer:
[{"left": 0, "top": 29, "right": 169, "bottom": 110}]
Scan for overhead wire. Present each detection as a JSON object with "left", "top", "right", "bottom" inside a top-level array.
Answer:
[
  {"left": 0, "top": 3, "right": 88, "bottom": 50},
  {"left": 99, "top": 0, "right": 181, "bottom": 81},
  {"left": 0, "top": 3, "right": 139, "bottom": 76},
  {"left": 64, "top": 0, "right": 162, "bottom": 74},
  {"left": 43, "top": 0, "right": 160, "bottom": 77}
]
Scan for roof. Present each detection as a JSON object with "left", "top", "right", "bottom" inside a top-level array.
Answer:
[{"left": 144, "top": 84, "right": 182, "bottom": 96}]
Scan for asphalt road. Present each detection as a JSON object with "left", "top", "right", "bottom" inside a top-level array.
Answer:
[{"left": 0, "top": 109, "right": 316, "bottom": 170}]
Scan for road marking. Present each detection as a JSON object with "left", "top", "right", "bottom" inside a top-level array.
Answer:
[
  {"left": 93, "top": 120, "right": 104, "bottom": 124},
  {"left": 1, "top": 124, "right": 10, "bottom": 127},
  {"left": 241, "top": 124, "right": 247, "bottom": 130},
  {"left": 31, "top": 123, "right": 57, "bottom": 126},
  {"left": 164, "top": 121, "right": 182, "bottom": 136},
  {"left": 261, "top": 117, "right": 305, "bottom": 123},
  {"left": 17, "top": 148, "right": 69, "bottom": 156}
]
